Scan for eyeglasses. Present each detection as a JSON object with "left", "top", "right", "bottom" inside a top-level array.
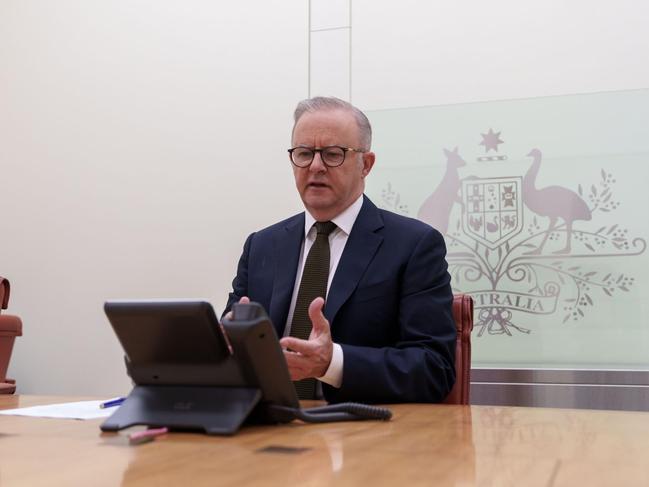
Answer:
[{"left": 288, "top": 145, "right": 367, "bottom": 168}]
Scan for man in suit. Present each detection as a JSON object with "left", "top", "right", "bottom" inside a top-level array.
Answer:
[{"left": 225, "top": 97, "right": 456, "bottom": 403}]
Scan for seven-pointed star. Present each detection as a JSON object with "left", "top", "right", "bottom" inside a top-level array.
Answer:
[{"left": 479, "top": 128, "right": 504, "bottom": 153}]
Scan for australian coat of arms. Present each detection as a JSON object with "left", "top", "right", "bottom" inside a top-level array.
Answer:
[{"left": 381, "top": 130, "right": 647, "bottom": 336}]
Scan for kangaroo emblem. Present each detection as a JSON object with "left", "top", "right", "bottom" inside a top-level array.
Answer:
[{"left": 418, "top": 147, "right": 466, "bottom": 234}]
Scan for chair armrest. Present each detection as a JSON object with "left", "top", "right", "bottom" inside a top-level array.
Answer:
[{"left": 0, "top": 315, "right": 22, "bottom": 336}]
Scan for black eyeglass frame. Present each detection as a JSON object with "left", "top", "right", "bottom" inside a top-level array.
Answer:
[{"left": 287, "top": 145, "right": 367, "bottom": 168}]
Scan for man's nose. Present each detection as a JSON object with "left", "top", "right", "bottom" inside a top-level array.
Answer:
[{"left": 309, "top": 151, "right": 327, "bottom": 172}]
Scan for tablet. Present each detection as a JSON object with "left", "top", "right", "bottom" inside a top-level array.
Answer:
[
  {"left": 104, "top": 300, "right": 242, "bottom": 386},
  {"left": 102, "top": 300, "right": 390, "bottom": 434},
  {"left": 102, "top": 300, "right": 299, "bottom": 432}
]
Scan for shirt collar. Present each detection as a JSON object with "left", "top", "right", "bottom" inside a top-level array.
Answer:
[{"left": 304, "top": 194, "right": 364, "bottom": 237}]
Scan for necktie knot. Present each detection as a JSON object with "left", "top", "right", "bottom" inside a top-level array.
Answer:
[{"left": 315, "top": 221, "right": 337, "bottom": 236}]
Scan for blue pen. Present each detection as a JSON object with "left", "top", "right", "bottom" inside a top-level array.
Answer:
[{"left": 100, "top": 397, "right": 126, "bottom": 409}]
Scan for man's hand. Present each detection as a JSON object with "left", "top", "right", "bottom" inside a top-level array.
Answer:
[
  {"left": 279, "top": 297, "right": 333, "bottom": 381},
  {"left": 223, "top": 296, "right": 250, "bottom": 320}
]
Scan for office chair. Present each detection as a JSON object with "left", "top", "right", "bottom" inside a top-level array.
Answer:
[
  {"left": 0, "top": 277, "right": 22, "bottom": 394},
  {"left": 443, "top": 294, "right": 474, "bottom": 405}
]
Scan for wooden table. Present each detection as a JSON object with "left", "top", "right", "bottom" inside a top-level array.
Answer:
[{"left": 1, "top": 395, "right": 648, "bottom": 486}]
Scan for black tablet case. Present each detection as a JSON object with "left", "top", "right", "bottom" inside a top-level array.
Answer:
[{"left": 100, "top": 301, "right": 299, "bottom": 435}]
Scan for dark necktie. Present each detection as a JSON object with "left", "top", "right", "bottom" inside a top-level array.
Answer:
[{"left": 290, "top": 220, "right": 337, "bottom": 399}]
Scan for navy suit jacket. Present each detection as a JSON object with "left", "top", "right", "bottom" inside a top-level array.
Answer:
[{"left": 225, "top": 195, "right": 456, "bottom": 403}]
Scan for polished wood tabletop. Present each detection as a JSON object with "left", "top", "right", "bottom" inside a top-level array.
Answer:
[{"left": 1, "top": 395, "right": 648, "bottom": 486}]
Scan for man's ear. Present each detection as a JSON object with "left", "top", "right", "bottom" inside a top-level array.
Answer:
[{"left": 361, "top": 152, "right": 376, "bottom": 178}]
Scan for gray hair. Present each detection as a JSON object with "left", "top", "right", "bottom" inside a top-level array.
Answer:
[{"left": 292, "top": 96, "right": 372, "bottom": 150}]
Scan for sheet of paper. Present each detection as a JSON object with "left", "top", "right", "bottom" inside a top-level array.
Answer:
[{"left": 0, "top": 399, "right": 120, "bottom": 420}]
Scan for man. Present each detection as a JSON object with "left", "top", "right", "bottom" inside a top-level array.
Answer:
[{"left": 224, "top": 97, "right": 456, "bottom": 403}]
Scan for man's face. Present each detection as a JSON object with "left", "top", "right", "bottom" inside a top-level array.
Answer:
[{"left": 291, "top": 109, "right": 375, "bottom": 221}]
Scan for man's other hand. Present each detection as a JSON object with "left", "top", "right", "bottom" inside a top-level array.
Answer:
[
  {"left": 279, "top": 297, "right": 334, "bottom": 381},
  {"left": 223, "top": 296, "right": 250, "bottom": 320}
]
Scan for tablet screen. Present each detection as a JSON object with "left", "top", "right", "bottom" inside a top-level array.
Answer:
[{"left": 104, "top": 300, "right": 230, "bottom": 366}]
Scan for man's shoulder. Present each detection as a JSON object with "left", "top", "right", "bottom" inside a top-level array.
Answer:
[
  {"left": 378, "top": 207, "right": 430, "bottom": 230},
  {"left": 251, "top": 211, "right": 304, "bottom": 238},
  {"left": 371, "top": 202, "right": 442, "bottom": 240}
]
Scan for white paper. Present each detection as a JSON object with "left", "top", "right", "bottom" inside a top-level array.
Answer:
[{"left": 0, "top": 399, "right": 121, "bottom": 420}]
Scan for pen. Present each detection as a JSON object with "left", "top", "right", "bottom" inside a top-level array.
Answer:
[
  {"left": 129, "top": 427, "right": 169, "bottom": 445},
  {"left": 100, "top": 397, "right": 126, "bottom": 409}
]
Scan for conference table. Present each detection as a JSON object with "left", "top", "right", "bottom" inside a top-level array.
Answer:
[{"left": 1, "top": 395, "right": 648, "bottom": 486}]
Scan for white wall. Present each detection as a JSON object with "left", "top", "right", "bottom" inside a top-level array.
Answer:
[
  {"left": 310, "top": 0, "right": 649, "bottom": 107},
  {"left": 356, "top": 0, "right": 649, "bottom": 107},
  {"left": 1, "top": 0, "right": 308, "bottom": 395}
]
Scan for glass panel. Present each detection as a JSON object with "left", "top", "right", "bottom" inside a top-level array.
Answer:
[{"left": 365, "top": 89, "right": 649, "bottom": 370}]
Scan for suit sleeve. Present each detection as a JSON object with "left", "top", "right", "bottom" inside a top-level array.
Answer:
[
  {"left": 222, "top": 232, "right": 254, "bottom": 318},
  {"left": 323, "top": 228, "right": 456, "bottom": 403}
]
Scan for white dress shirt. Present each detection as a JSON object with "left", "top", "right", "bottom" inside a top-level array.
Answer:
[{"left": 284, "top": 194, "right": 364, "bottom": 388}]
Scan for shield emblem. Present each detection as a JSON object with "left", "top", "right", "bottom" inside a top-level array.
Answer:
[{"left": 462, "top": 177, "right": 523, "bottom": 249}]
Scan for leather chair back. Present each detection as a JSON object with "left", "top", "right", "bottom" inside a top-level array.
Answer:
[
  {"left": 443, "top": 294, "right": 474, "bottom": 405},
  {"left": 0, "top": 277, "right": 22, "bottom": 394},
  {"left": 0, "top": 277, "right": 9, "bottom": 309}
]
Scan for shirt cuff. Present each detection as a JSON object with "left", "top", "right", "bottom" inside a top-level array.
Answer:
[{"left": 317, "top": 342, "right": 343, "bottom": 388}]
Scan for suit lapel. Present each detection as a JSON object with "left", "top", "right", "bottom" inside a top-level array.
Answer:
[
  {"left": 325, "top": 196, "right": 384, "bottom": 325},
  {"left": 269, "top": 214, "right": 304, "bottom": 336}
]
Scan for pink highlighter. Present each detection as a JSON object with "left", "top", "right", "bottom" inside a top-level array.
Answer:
[{"left": 128, "top": 427, "right": 169, "bottom": 445}]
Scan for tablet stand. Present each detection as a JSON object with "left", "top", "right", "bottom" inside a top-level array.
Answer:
[
  {"left": 100, "top": 385, "right": 262, "bottom": 435},
  {"left": 101, "top": 301, "right": 392, "bottom": 436}
]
